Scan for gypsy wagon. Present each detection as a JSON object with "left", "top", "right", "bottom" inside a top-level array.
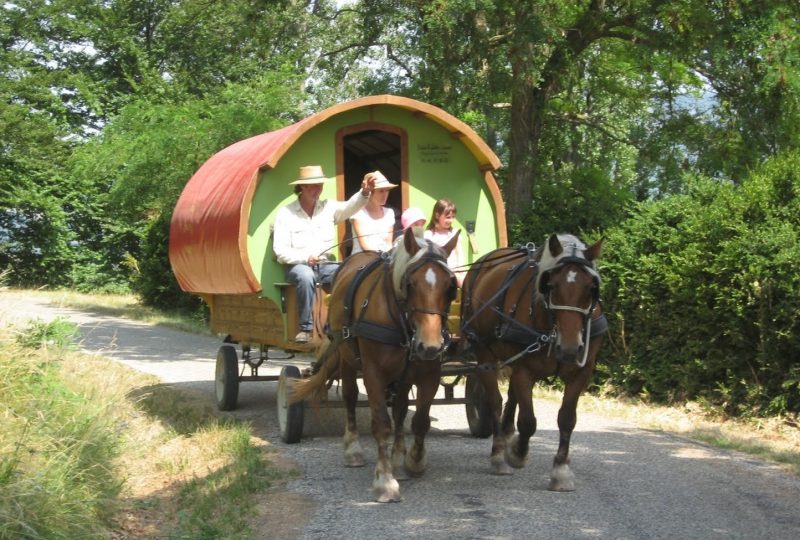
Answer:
[{"left": 169, "top": 95, "right": 506, "bottom": 440}]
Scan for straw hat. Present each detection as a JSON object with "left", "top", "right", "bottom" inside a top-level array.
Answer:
[
  {"left": 289, "top": 165, "right": 333, "bottom": 185},
  {"left": 401, "top": 207, "right": 426, "bottom": 230},
  {"left": 367, "top": 170, "right": 398, "bottom": 190}
]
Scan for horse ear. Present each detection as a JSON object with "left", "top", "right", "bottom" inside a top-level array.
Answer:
[
  {"left": 547, "top": 234, "right": 563, "bottom": 257},
  {"left": 584, "top": 237, "right": 604, "bottom": 262},
  {"left": 404, "top": 226, "right": 421, "bottom": 256},
  {"left": 442, "top": 229, "right": 460, "bottom": 256}
]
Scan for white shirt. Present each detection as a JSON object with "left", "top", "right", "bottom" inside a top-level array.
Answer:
[
  {"left": 350, "top": 207, "right": 396, "bottom": 254},
  {"left": 273, "top": 190, "right": 369, "bottom": 265},
  {"left": 424, "top": 228, "right": 463, "bottom": 270}
]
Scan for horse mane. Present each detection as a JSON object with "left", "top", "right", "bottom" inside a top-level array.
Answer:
[{"left": 390, "top": 227, "right": 445, "bottom": 299}]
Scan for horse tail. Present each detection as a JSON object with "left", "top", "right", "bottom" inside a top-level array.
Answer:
[{"left": 288, "top": 338, "right": 340, "bottom": 405}]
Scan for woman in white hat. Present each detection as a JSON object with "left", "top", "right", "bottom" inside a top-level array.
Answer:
[
  {"left": 349, "top": 171, "right": 398, "bottom": 255},
  {"left": 273, "top": 165, "right": 376, "bottom": 343}
]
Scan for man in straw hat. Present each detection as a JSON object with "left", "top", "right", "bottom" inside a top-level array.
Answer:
[{"left": 273, "top": 165, "right": 376, "bottom": 343}]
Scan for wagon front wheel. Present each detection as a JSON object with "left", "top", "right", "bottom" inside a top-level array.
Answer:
[
  {"left": 215, "top": 345, "right": 240, "bottom": 411},
  {"left": 277, "top": 365, "right": 305, "bottom": 443},
  {"left": 465, "top": 374, "right": 492, "bottom": 438}
]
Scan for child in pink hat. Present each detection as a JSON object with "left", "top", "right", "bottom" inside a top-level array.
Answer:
[{"left": 401, "top": 207, "right": 426, "bottom": 231}]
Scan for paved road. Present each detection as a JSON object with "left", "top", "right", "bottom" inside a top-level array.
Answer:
[{"left": 3, "top": 291, "right": 800, "bottom": 539}]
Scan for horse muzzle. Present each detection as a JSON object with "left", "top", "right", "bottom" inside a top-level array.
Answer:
[
  {"left": 410, "top": 331, "right": 448, "bottom": 361},
  {"left": 554, "top": 342, "right": 585, "bottom": 364}
]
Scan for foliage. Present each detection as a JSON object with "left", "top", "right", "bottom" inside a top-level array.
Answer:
[
  {"left": 67, "top": 71, "right": 304, "bottom": 309},
  {"left": 15, "top": 318, "right": 80, "bottom": 351},
  {"left": 509, "top": 165, "right": 634, "bottom": 245},
  {"left": 600, "top": 151, "right": 800, "bottom": 416}
]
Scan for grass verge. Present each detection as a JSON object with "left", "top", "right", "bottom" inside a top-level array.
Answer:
[{"left": 0, "top": 319, "right": 287, "bottom": 539}]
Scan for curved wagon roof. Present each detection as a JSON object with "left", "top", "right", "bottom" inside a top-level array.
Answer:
[{"left": 169, "top": 95, "right": 504, "bottom": 295}]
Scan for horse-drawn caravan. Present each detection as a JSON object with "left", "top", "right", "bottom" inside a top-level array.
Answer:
[
  {"left": 169, "top": 94, "right": 609, "bottom": 502},
  {"left": 168, "top": 95, "right": 506, "bottom": 424}
]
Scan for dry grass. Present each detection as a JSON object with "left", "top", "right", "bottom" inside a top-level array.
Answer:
[{"left": 1, "top": 321, "right": 285, "bottom": 539}]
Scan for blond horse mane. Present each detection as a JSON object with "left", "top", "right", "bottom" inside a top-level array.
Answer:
[{"left": 390, "top": 226, "right": 445, "bottom": 300}]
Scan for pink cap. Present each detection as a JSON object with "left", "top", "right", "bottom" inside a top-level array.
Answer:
[{"left": 401, "top": 207, "right": 426, "bottom": 231}]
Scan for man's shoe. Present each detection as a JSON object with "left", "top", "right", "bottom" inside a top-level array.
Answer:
[{"left": 293, "top": 330, "right": 312, "bottom": 344}]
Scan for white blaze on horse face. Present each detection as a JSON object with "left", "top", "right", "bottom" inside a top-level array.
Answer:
[
  {"left": 425, "top": 267, "right": 437, "bottom": 289},
  {"left": 567, "top": 270, "right": 578, "bottom": 283}
]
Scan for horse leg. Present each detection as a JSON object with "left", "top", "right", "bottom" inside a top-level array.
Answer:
[
  {"left": 500, "top": 388, "right": 517, "bottom": 439},
  {"left": 506, "top": 367, "right": 535, "bottom": 469},
  {"left": 341, "top": 359, "right": 365, "bottom": 467},
  {"left": 548, "top": 374, "right": 590, "bottom": 492},
  {"left": 475, "top": 360, "right": 510, "bottom": 475},
  {"left": 390, "top": 382, "right": 410, "bottom": 480},
  {"left": 363, "top": 364, "right": 401, "bottom": 503},
  {"left": 404, "top": 369, "right": 439, "bottom": 477}
]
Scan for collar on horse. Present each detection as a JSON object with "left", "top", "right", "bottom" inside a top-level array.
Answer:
[
  {"left": 338, "top": 250, "right": 455, "bottom": 351},
  {"left": 339, "top": 252, "right": 409, "bottom": 346}
]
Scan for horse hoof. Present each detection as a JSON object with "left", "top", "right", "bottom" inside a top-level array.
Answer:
[
  {"left": 491, "top": 455, "right": 512, "bottom": 476},
  {"left": 374, "top": 477, "right": 402, "bottom": 502},
  {"left": 548, "top": 463, "right": 575, "bottom": 491},
  {"left": 504, "top": 435, "right": 528, "bottom": 469},
  {"left": 404, "top": 452, "right": 427, "bottom": 477}
]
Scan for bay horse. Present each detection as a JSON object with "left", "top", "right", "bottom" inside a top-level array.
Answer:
[
  {"left": 459, "top": 233, "right": 607, "bottom": 491},
  {"left": 291, "top": 226, "right": 459, "bottom": 502}
]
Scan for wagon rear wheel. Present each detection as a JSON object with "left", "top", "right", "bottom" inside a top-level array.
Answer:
[
  {"left": 278, "top": 365, "right": 305, "bottom": 443},
  {"left": 215, "top": 345, "right": 240, "bottom": 411},
  {"left": 465, "top": 374, "right": 492, "bottom": 438}
]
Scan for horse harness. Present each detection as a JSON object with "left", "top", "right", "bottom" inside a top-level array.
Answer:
[
  {"left": 335, "top": 250, "right": 456, "bottom": 357},
  {"left": 461, "top": 243, "right": 609, "bottom": 369}
]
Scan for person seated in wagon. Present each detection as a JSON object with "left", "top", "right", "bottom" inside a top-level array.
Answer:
[
  {"left": 349, "top": 171, "right": 398, "bottom": 254},
  {"left": 273, "top": 165, "right": 376, "bottom": 343}
]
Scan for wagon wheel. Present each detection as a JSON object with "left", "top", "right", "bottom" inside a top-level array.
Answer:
[
  {"left": 277, "top": 365, "right": 305, "bottom": 444},
  {"left": 465, "top": 374, "right": 492, "bottom": 438},
  {"left": 215, "top": 345, "right": 240, "bottom": 411}
]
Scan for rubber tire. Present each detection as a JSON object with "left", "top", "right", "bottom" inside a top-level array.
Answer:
[
  {"left": 215, "top": 345, "right": 240, "bottom": 411},
  {"left": 465, "top": 374, "right": 493, "bottom": 438},
  {"left": 278, "top": 365, "right": 305, "bottom": 444}
]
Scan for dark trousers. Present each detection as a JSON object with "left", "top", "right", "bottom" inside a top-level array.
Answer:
[{"left": 285, "top": 262, "right": 339, "bottom": 331}]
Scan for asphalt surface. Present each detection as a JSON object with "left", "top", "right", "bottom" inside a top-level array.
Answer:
[{"left": 2, "top": 291, "right": 800, "bottom": 539}]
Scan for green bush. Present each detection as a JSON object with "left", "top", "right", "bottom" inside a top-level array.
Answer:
[
  {"left": 15, "top": 318, "right": 80, "bottom": 351},
  {"left": 600, "top": 152, "right": 800, "bottom": 416}
]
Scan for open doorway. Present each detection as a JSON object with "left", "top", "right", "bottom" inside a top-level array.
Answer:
[{"left": 340, "top": 128, "right": 404, "bottom": 256}]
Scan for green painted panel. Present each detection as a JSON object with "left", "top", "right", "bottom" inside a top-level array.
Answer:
[{"left": 247, "top": 104, "right": 503, "bottom": 318}]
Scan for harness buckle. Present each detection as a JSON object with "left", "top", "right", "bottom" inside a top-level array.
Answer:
[{"left": 341, "top": 326, "right": 351, "bottom": 340}]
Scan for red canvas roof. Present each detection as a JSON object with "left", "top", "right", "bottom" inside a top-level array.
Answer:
[{"left": 169, "top": 95, "right": 502, "bottom": 295}]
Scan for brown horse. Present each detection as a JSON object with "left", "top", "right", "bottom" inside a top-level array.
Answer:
[
  {"left": 460, "top": 233, "right": 607, "bottom": 491},
  {"left": 291, "top": 226, "right": 459, "bottom": 502}
]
